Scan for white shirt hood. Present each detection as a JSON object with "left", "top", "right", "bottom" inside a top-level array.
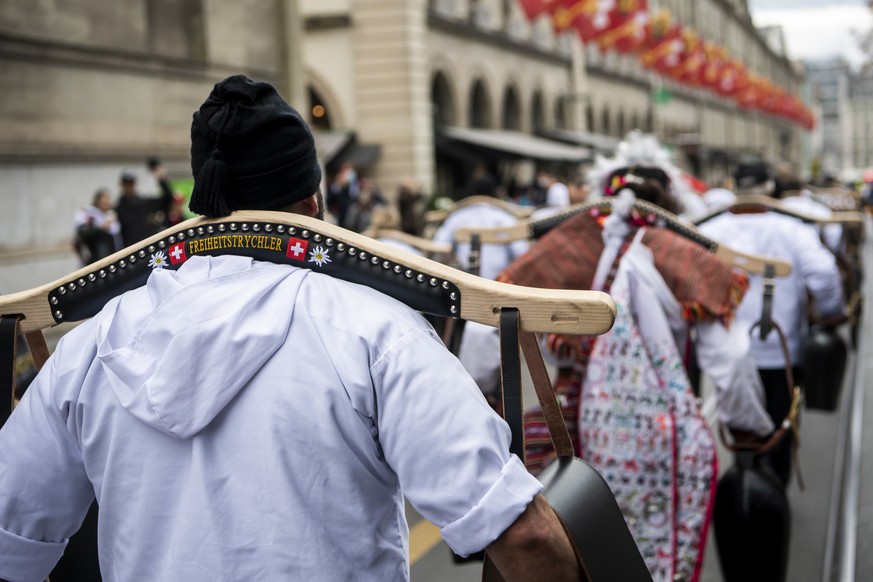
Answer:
[{"left": 94, "top": 255, "right": 306, "bottom": 439}]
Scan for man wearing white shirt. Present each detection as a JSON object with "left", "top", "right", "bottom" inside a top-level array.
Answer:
[
  {"left": 0, "top": 75, "right": 581, "bottom": 582},
  {"left": 538, "top": 171, "right": 570, "bottom": 209},
  {"left": 432, "top": 178, "right": 532, "bottom": 402},
  {"left": 699, "top": 165, "right": 845, "bottom": 485}
]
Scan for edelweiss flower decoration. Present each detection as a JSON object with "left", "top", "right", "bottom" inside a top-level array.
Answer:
[
  {"left": 308, "top": 245, "right": 331, "bottom": 267},
  {"left": 148, "top": 250, "right": 168, "bottom": 269}
]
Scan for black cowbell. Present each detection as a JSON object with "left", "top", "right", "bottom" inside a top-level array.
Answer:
[
  {"left": 714, "top": 451, "right": 791, "bottom": 582},
  {"left": 801, "top": 325, "right": 847, "bottom": 412}
]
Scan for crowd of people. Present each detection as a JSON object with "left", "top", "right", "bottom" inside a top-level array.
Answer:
[
  {"left": 3, "top": 74, "right": 862, "bottom": 582},
  {"left": 72, "top": 159, "right": 183, "bottom": 265},
  {"left": 335, "top": 131, "right": 854, "bottom": 581}
]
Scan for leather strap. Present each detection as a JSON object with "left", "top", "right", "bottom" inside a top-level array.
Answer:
[
  {"left": 483, "top": 308, "right": 525, "bottom": 582},
  {"left": 0, "top": 314, "right": 24, "bottom": 427},
  {"left": 720, "top": 318, "right": 804, "bottom": 490},
  {"left": 441, "top": 317, "right": 467, "bottom": 358},
  {"left": 442, "top": 234, "right": 481, "bottom": 359},
  {"left": 491, "top": 314, "right": 599, "bottom": 582},
  {"left": 759, "top": 263, "right": 776, "bottom": 340},
  {"left": 519, "top": 330, "right": 574, "bottom": 458},
  {"left": 467, "top": 233, "right": 482, "bottom": 277},
  {"left": 498, "top": 308, "right": 524, "bottom": 462},
  {"left": 24, "top": 331, "right": 50, "bottom": 372}
]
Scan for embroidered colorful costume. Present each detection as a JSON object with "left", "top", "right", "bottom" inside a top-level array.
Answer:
[{"left": 500, "top": 210, "right": 772, "bottom": 582}]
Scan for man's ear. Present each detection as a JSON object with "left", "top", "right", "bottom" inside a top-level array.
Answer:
[{"left": 290, "top": 193, "right": 319, "bottom": 217}]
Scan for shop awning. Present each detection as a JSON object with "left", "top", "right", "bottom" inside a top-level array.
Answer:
[
  {"left": 538, "top": 128, "right": 620, "bottom": 154},
  {"left": 437, "top": 127, "right": 591, "bottom": 162},
  {"left": 314, "top": 130, "right": 382, "bottom": 174},
  {"left": 313, "top": 130, "right": 353, "bottom": 166},
  {"left": 337, "top": 143, "right": 381, "bottom": 169}
]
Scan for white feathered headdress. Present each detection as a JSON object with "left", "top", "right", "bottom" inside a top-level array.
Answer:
[{"left": 588, "top": 130, "right": 703, "bottom": 217}]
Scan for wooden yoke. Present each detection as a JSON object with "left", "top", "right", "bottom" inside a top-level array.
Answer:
[
  {"left": 359, "top": 227, "right": 453, "bottom": 257},
  {"left": 453, "top": 198, "right": 793, "bottom": 277},
  {"left": 693, "top": 193, "right": 865, "bottom": 226},
  {"left": 0, "top": 211, "right": 616, "bottom": 337},
  {"left": 785, "top": 188, "right": 860, "bottom": 212},
  {"left": 424, "top": 196, "right": 534, "bottom": 228}
]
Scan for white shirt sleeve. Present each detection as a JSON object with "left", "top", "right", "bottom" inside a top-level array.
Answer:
[
  {"left": 0, "top": 355, "right": 95, "bottom": 582},
  {"left": 546, "top": 183, "right": 570, "bottom": 208},
  {"left": 695, "top": 320, "right": 776, "bottom": 436},
  {"left": 369, "top": 327, "right": 542, "bottom": 556},
  {"left": 793, "top": 225, "right": 845, "bottom": 317}
]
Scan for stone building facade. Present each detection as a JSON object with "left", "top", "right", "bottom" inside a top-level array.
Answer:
[
  {"left": 0, "top": 0, "right": 293, "bottom": 292},
  {"left": 804, "top": 58, "right": 852, "bottom": 180}
]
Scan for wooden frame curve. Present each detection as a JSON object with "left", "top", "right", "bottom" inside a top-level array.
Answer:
[
  {"left": 0, "top": 211, "right": 616, "bottom": 336},
  {"left": 693, "top": 193, "right": 864, "bottom": 226},
  {"left": 360, "top": 228, "right": 452, "bottom": 256},
  {"left": 424, "top": 196, "right": 535, "bottom": 226},
  {"left": 452, "top": 199, "right": 793, "bottom": 277}
]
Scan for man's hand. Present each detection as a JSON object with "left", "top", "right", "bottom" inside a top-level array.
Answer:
[
  {"left": 485, "top": 494, "right": 584, "bottom": 581},
  {"left": 150, "top": 164, "right": 168, "bottom": 180}
]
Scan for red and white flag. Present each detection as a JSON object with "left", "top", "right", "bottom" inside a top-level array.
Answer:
[
  {"left": 551, "top": 0, "right": 608, "bottom": 43},
  {"left": 168, "top": 242, "right": 187, "bottom": 265},
  {"left": 519, "top": 0, "right": 555, "bottom": 20},
  {"left": 286, "top": 237, "right": 309, "bottom": 261},
  {"left": 597, "top": 4, "right": 649, "bottom": 54}
]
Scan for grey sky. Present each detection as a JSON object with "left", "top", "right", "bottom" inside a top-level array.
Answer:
[
  {"left": 749, "top": 0, "right": 865, "bottom": 8},
  {"left": 749, "top": 1, "right": 870, "bottom": 66}
]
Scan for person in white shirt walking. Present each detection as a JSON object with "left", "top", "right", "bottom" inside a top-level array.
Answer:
[
  {"left": 698, "top": 161, "right": 845, "bottom": 486},
  {"left": 0, "top": 75, "right": 582, "bottom": 582}
]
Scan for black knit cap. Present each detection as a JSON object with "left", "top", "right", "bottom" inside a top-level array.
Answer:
[
  {"left": 189, "top": 75, "right": 322, "bottom": 217},
  {"left": 734, "top": 160, "right": 771, "bottom": 190}
]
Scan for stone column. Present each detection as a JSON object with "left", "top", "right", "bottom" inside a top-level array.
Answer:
[
  {"left": 279, "top": 0, "right": 308, "bottom": 109},
  {"left": 350, "top": 0, "right": 433, "bottom": 199}
]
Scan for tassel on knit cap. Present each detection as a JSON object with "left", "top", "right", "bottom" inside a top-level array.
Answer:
[
  {"left": 189, "top": 103, "right": 235, "bottom": 217},
  {"left": 190, "top": 148, "right": 233, "bottom": 216},
  {"left": 189, "top": 75, "right": 322, "bottom": 217}
]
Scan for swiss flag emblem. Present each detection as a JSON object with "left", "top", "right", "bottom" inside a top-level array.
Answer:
[
  {"left": 169, "top": 242, "right": 187, "bottom": 265},
  {"left": 286, "top": 237, "right": 309, "bottom": 260}
]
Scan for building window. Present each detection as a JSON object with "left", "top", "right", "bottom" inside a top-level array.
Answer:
[
  {"left": 531, "top": 91, "right": 545, "bottom": 130},
  {"left": 555, "top": 96, "right": 568, "bottom": 130},
  {"left": 470, "top": 79, "right": 492, "bottom": 128},
  {"left": 470, "top": 0, "right": 490, "bottom": 28},
  {"left": 308, "top": 87, "right": 332, "bottom": 130},
  {"left": 533, "top": 18, "right": 553, "bottom": 48},
  {"left": 502, "top": 85, "right": 521, "bottom": 130},
  {"left": 431, "top": 72, "right": 456, "bottom": 127},
  {"left": 432, "top": 0, "right": 456, "bottom": 17},
  {"left": 601, "top": 108, "right": 611, "bottom": 135}
]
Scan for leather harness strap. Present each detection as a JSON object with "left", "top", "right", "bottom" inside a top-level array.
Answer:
[
  {"left": 25, "top": 331, "right": 50, "bottom": 372},
  {"left": 0, "top": 314, "right": 24, "bottom": 427},
  {"left": 518, "top": 330, "right": 575, "bottom": 458},
  {"left": 487, "top": 308, "right": 593, "bottom": 582},
  {"left": 498, "top": 308, "right": 525, "bottom": 463},
  {"left": 720, "top": 318, "right": 805, "bottom": 489},
  {"left": 759, "top": 263, "right": 776, "bottom": 340}
]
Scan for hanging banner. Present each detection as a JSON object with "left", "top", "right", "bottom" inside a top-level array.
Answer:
[{"left": 595, "top": 0, "right": 650, "bottom": 54}]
